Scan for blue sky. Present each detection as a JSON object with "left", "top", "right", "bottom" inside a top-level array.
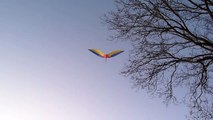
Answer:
[{"left": 0, "top": 0, "right": 188, "bottom": 120}]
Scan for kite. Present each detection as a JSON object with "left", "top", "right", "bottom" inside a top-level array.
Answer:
[{"left": 88, "top": 48, "right": 124, "bottom": 61}]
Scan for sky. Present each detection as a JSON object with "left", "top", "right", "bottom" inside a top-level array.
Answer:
[{"left": 0, "top": 0, "right": 188, "bottom": 120}]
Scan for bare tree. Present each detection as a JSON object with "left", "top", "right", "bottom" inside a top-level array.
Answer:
[{"left": 104, "top": 0, "right": 213, "bottom": 119}]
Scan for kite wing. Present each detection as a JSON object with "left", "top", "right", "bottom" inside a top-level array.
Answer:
[
  {"left": 107, "top": 50, "right": 124, "bottom": 58},
  {"left": 88, "top": 48, "right": 105, "bottom": 58}
]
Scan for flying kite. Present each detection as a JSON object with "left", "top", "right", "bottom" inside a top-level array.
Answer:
[{"left": 88, "top": 48, "right": 124, "bottom": 61}]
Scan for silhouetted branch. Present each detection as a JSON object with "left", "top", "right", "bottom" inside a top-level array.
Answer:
[{"left": 104, "top": 0, "right": 213, "bottom": 119}]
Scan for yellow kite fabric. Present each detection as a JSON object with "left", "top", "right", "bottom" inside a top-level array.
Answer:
[
  {"left": 88, "top": 49, "right": 105, "bottom": 57},
  {"left": 108, "top": 50, "right": 124, "bottom": 58},
  {"left": 88, "top": 48, "right": 124, "bottom": 60}
]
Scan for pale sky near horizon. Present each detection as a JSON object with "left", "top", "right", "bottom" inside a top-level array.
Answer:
[{"left": 0, "top": 0, "right": 188, "bottom": 120}]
